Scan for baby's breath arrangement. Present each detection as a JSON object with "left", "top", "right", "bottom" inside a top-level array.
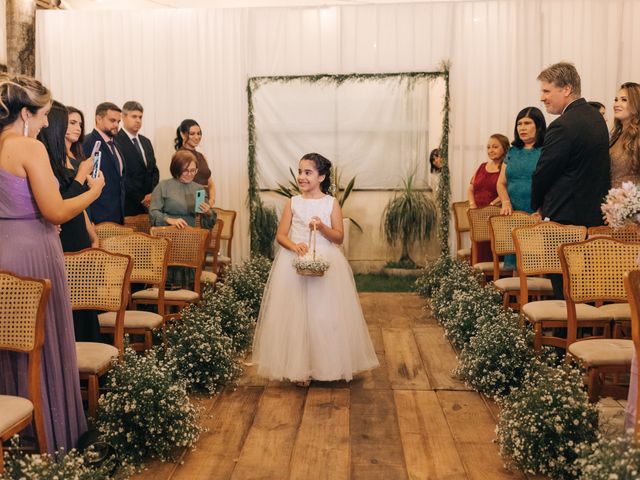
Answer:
[
  {"left": 206, "top": 284, "right": 254, "bottom": 355},
  {"left": 496, "top": 361, "right": 599, "bottom": 479},
  {"left": 2, "top": 438, "right": 117, "bottom": 480},
  {"left": 413, "top": 253, "right": 456, "bottom": 298},
  {"left": 454, "top": 311, "right": 536, "bottom": 398},
  {"left": 430, "top": 260, "right": 483, "bottom": 324},
  {"left": 96, "top": 346, "right": 203, "bottom": 465},
  {"left": 224, "top": 254, "right": 272, "bottom": 319},
  {"left": 438, "top": 283, "right": 503, "bottom": 350},
  {"left": 577, "top": 432, "right": 640, "bottom": 479},
  {"left": 293, "top": 254, "right": 330, "bottom": 275},
  {"left": 165, "top": 299, "right": 243, "bottom": 394}
]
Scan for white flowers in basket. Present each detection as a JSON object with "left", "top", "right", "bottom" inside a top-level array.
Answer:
[
  {"left": 293, "top": 223, "right": 330, "bottom": 276},
  {"left": 601, "top": 181, "right": 640, "bottom": 227}
]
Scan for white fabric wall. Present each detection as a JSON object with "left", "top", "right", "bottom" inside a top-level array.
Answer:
[{"left": 35, "top": 0, "right": 640, "bottom": 261}]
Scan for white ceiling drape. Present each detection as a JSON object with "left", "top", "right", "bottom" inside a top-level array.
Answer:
[{"left": 36, "top": 0, "right": 640, "bottom": 260}]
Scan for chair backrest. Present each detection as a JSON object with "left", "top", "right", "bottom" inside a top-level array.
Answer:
[
  {"left": 64, "top": 248, "right": 132, "bottom": 351},
  {"left": 588, "top": 225, "right": 640, "bottom": 242},
  {"left": 467, "top": 205, "right": 500, "bottom": 264},
  {"left": 102, "top": 232, "right": 169, "bottom": 283},
  {"left": 623, "top": 269, "right": 640, "bottom": 441},
  {"left": 124, "top": 214, "right": 151, "bottom": 234},
  {"left": 95, "top": 222, "right": 134, "bottom": 246},
  {"left": 205, "top": 219, "right": 224, "bottom": 270},
  {"left": 452, "top": 200, "right": 470, "bottom": 255},
  {"left": 560, "top": 237, "right": 640, "bottom": 346},
  {"left": 150, "top": 226, "right": 209, "bottom": 293},
  {"left": 213, "top": 207, "right": 237, "bottom": 257},
  {"left": 488, "top": 212, "right": 537, "bottom": 280}
]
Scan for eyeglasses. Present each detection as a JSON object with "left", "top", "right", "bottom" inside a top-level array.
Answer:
[{"left": 182, "top": 168, "right": 198, "bottom": 175}]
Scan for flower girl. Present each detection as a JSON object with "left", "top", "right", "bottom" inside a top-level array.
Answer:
[{"left": 252, "top": 153, "right": 379, "bottom": 385}]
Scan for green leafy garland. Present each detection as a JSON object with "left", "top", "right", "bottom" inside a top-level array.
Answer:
[{"left": 247, "top": 63, "right": 451, "bottom": 255}]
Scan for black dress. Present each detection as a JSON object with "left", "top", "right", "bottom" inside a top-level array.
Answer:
[{"left": 57, "top": 159, "right": 100, "bottom": 342}]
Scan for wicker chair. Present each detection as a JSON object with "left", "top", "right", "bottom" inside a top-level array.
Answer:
[
  {"left": 0, "top": 271, "right": 50, "bottom": 473},
  {"left": 467, "top": 205, "right": 512, "bottom": 279},
  {"left": 489, "top": 212, "right": 550, "bottom": 308},
  {"left": 588, "top": 224, "right": 640, "bottom": 242},
  {"left": 65, "top": 248, "right": 132, "bottom": 417},
  {"left": 201, "top": 218, "right": 224, "bottom": 286},
  {"left": 624, "top": 270, "right": 640, "bottom": 439},
  {"left": 95, "top": 222, "right": 134, "bottom": 247},
  {"left": 560, "top": 238, "right": 640, "bottom": 402},
  {"left": 124, "top": 214, "right": 151, "bottom": 234},
  {"left": 211, "top": 207, "right": 237, "bottom": 274},
  {"left": 513, "top": 222, "right": 590, "bottom": 350},
  {"left": 100, "top": 233, "right": 170, "bottom": 351},
  {"left": 134, "top": 226, "right": 209, "bottom": 319},
  {"left": 452, "top": 200, "right": 470, "bottom": 261}
]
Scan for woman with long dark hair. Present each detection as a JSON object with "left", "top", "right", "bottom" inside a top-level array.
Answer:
[{"left": 175, "top": 118, "right": 216, "bottom": 207}]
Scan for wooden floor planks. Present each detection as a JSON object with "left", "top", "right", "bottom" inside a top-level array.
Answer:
[{"left": 133, "top": 292, "right": 545, "bottom": 480}]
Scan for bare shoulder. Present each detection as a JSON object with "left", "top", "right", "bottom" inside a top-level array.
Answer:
[{"left": 4, "top": 135, "right": 47, "bottom": 158}]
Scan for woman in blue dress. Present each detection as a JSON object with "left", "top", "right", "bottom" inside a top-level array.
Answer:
[{"left": 496, "top": 107, "right": 547, "bottom": 269}]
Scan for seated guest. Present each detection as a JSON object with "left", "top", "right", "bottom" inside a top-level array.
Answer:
[
  {"left": 150, "top": 149, "right": 216, "bottom": 288},
  {"left": 83, "top": 102, "right": 126, "bottom": 224},
  {"left": 115, "top": 101, "right": 159, "bottom": 215},
  {"left": 467, "top": 133, "right": 509, "bottom": 262},
  {"left": 175, "top": 119, "right": 216, "bottom": 208},
  {"left": 39, "top": 101, "right": 101, "bottom": 342},
  {"left": 610, "top": 82, "right": 640, "bottom": 187}
]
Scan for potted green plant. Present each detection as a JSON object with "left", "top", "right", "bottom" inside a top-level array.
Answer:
[{"left": 382, "top": 172, "right": 437, "bottom": 271}]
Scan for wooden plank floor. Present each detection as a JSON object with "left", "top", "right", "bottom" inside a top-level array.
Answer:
[{"left": 133, "top": 292, "right": 533, "bottom": 480}]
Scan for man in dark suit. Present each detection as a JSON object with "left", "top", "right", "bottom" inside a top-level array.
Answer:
[
  {"left": 83, "top": 102, "right": 126, "bottom": 224},
  {"left": 531, "top": 62, "right": 610, "bottom": 298},
  {"left": 115, "top": 101, "right": 160, "bottom": 216}
]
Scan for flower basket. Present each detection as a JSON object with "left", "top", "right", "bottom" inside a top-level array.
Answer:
[{"left": 293, "top": 223, "right": 330, "bottom": 277}]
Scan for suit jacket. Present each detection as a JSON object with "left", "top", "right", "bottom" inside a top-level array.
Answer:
[
  {"left": 115, "top": 129, "right": 160, "bottom": 216},
  {"left": 82, "top": 130, "right": 126, "bottom": 224},
  {"left": 531, "top": 98, "right": 610, "bottom": 227}
]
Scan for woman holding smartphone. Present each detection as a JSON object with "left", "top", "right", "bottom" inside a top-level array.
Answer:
[
  {"left": 150, "top": 149, "right": 216, "bottom": 288},
  {"left": 174, "top": 118, "right": 215, "bottom": 208}
]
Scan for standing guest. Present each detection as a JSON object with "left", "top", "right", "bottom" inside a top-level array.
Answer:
[
  {"left": 39, "top": 101, "right": 101, "bottom": 342},
  {"left": 0, "top": 73, "right": 104, "bottom": 451},
  {"left": 175, "top": 119, "right": 215, "bottom": 208},
  {"left": 66, "top": 106, "right": 86, "bottom": 162},
  {"left": 588, "top": 100, "right": 606, "bottom": 118},
  {"left": 467, "top": 133, "right": 510, "bottom": 262},
  {"left": 429, "top": 148, "right": 443, "bottom": 191},
  {"left": 609, "top": 82, "right": 640, "bottom": 188},
  {"left": 83, "top": 102, "right": 125, "bottom": 224},
  {"left": 115, "top": 101, "right": 159, "bottom": 216},
  {"left": 531, "top": 62, "right": 610, "bottom": 298}
]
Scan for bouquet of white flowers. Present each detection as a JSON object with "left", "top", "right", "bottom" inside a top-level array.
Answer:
[
  {"left": 293, "top": 223, "right": 330, "bottom": 276},
  {"left": 601, "top": 181, "right": 640, "bottom": 227}
]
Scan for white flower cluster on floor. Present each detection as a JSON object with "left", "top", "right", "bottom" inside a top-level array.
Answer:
[{"left": 415, "top": 254, "right": 638, "bottom": 479}]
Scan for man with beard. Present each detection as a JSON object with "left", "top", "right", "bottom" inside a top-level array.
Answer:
[{"left": 83, "top": 102, "right": 126, "bottom": 224}]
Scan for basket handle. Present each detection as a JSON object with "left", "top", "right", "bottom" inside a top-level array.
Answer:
[{"left": 308, "top": 221, "right": 317, "bottom": 261}]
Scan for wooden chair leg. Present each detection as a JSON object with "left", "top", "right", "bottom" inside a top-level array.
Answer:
[
  {"left": 587, "top": 368, "right": 602, "bottom": 403},
  {"left": 534, "top": 323, "right": 542, "bottom": 351},
  {"left": 33, "top": 408, "right": 47, "bottom": 453},
  {"left": 88, "top": 375, "right": 99, "bottom": 419},
  {"left": 0, "top": 442, "right": 4, "bottom": 474},
  {"left": 145, "top": 331, "right": 152, "bottom": 351}
]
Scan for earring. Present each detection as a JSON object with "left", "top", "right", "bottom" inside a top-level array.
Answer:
[{"left": 22, "top": 119, "right": 29, "bottom": 137}]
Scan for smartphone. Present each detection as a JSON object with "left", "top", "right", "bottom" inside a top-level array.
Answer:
[
  {"left": 91, "top": 151, "right": 102, "bottom": 179},
  {"left": 194, "top": 189, "right": 206, "bottom": 213}
]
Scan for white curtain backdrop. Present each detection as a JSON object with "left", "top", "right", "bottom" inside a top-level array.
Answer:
[{"left": 36, "top": 0, "right": 640, "bottom": 260}]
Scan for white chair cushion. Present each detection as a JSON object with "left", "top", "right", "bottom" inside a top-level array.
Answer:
[
  {"left": 597, "top": 303, "right": 631, "bottom": 322},
  {"left": 132, "top": 287, "right": 199, "bottom": 302},
  {"left": 76, "top": 342, "right": 118, "bottom": 374},
  {"left": 0, "top": 395, "right": 33, "bottom": 434},
  {"left": 522, "top": 300, "right": 612, "bottom": 323},
  {"left": 201, "top": 271, "right": 218, "bottom": 284},
  {"left": 98, "top": 311, "right": 163, "bottom": 329},
  {"left": 493, "top": 276, "right": 553, "bottom": 293},
  {"left": 568, "top": 339, "right": 634, "bottom": 366},
  {"left": 473, "top": 261, "right": 512, "bottom": 273},
  {"left": 457, "top": 248, "right": 470, "bottom": 258}
]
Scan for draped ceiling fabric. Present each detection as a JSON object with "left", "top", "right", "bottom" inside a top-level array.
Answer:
[{"left": 36, "top": 0, "right": 640, "bottom": 261}]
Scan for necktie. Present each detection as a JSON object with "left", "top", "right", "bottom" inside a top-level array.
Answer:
[
  {"left": 132, "top": 137, "right": 146, "bottom": 166},
  {"left": 107, "top": 140, "right": 123, "bottom": 175}
]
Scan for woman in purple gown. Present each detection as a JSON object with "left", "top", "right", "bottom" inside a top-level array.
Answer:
[{"left": 0, "top": 73, "right": 104, "bottom": 452}]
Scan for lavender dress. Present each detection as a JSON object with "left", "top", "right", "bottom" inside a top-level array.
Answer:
[{"left": 0, "top": 168, "right": 87, "bottom": 452}]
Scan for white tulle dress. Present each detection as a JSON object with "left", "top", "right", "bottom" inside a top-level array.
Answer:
[{"left": 252, "top": 194, "right": 379, "bottom": 382}]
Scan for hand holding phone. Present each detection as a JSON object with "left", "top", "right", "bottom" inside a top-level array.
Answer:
[
  {"left": 194, "top": 189, "right": 206, "bottom": 213},
  {"left": 91, "top": 151, "right": 102, "bottom": 179}
]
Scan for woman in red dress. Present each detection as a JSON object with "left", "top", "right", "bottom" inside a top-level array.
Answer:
[{"left": 467, "top": 133, "right": 510, "bottom": 263}]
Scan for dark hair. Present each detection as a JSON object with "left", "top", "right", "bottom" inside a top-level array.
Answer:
[
  {"left": 66, "top": 106, "right": 86, "bottom": 161},
  {"left": 489, "top": 134, "right": 510, "bottom": 163},
  {"left": 588, "top": 101, "right": 605, "bottom": 111},
  {"left": 300, "top": 152, "right": 332, "bottom": 194},
  {"left": 169, "top": 149, "right": 198, "bottom": 179},
  {"left": 511, "top": 107, "right": 547, "bottom": 149},
  {"left": 174, "top": 119, "right": 200, "bottom": 150},
  {"left": 38, "top": 101, "right": 74, "bottom": 189},
  {"left": 429, "top": 148, "right": 442, "bottom": 173},
  {"left": 122, "top": 101, "right": 143, "bottom": 114},
  {"left": 0, "top": 73, "right": 51, "bottom": 129},
  {"left": 95, "top": 102, "right": 121, "bottom": 117}
]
